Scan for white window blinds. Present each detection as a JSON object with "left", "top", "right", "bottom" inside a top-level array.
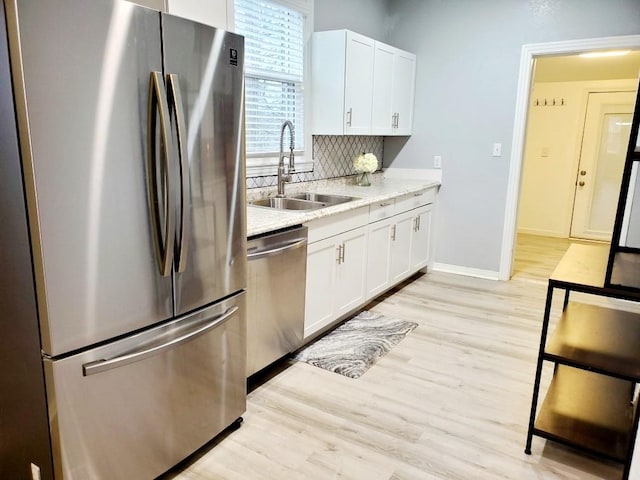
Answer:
[{"left": 235, "top": 0, "right": 305, "bottom": 156}]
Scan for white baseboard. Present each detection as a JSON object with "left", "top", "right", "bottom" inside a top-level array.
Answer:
[
  {"left": 432, "top": 263, "right": 500, "bottom": 281},
  {"left": 383, "top": 167, "right": 442, "bottom": 183}
]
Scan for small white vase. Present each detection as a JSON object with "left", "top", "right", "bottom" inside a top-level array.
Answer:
[{"left": 356, "top": 172, "right": 371, "bottom": 187}]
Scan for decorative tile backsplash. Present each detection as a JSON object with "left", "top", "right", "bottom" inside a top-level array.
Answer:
[{"left": 245, "top": 135, "right": 384, "bottom": 189}]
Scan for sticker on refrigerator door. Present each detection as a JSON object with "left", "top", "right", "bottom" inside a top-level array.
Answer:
[{"left": 230, "top": 49, "right": 238, "bottom": 66}]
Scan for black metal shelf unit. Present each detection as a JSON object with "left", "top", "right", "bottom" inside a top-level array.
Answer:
[{"left": 525, "top": 243, "right": 640, "bottom": 479}]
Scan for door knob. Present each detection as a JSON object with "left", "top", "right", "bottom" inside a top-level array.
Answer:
[
  {"left": 580, "top": 170, "right": 587, "bottom": 176},
  {"left": 579, "top": 181, "right": 585, "bottom": 187}
]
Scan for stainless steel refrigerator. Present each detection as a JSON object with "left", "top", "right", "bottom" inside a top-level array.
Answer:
[{"left": 0, "top": 0, "right": 246, "bottom": 478}]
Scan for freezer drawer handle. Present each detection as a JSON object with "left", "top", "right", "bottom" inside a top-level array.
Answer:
[
  {"left": 147, "top": 71, "right": 175, "bottom": 277},
  {"left": 167, "top": 73, "right": 190, "bottom": 273},
  {"left": 247, "top": 238, "right": 307, "bottom": 260},
  {"left": 82, "top": 306, "right": 239, "bottom": 376}
]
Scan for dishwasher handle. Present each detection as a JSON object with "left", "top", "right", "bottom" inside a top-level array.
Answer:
[{"left": 247, "top": 237, "right": 307, "bottom": 261}]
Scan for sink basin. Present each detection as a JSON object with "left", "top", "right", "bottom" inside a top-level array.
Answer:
[
  {"left": 251, "top": 197, "right": 326, "bottom": 211},
  {"left": 287, "top": 192, "right": 357, "bottom": 205},
  {"left": 250, "top": 192, "right": 358, "bottom": 211}
]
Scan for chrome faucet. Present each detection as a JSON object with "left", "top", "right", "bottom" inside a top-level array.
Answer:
[{"left": 276, "top": 120, "right": 295, "bottom": 197}]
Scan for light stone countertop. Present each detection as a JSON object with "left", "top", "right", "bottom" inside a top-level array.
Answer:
[{"left": 246, "top": 174, "right": 440, "bottom": 237}]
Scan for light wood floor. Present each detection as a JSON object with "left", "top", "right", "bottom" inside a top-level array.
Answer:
[{"left": 164, "top": 234, "right": 627, "bottom": 480}]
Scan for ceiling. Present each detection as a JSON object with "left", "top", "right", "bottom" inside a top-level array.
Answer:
[{"left": 534, "top": 51, "right": 640, "bottom": 82}]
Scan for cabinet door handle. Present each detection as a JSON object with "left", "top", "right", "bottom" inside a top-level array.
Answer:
[
  {"left": 417, "top": 216, "right": 421, "bottom": 231},
  {"left": 340, "top": 243, "right": 345, "bottom": 263},
  {"left": 391, "top": 224, "right": 397, "bottom": 241},
  {"left": 336, "top": 245, "right": 342, "bottom": 264},
  {"left": 395, "top": 113, "right": 400, "bottom": 128},
  {"left": 346, "top": 108, "right": 353, "bottom": 127},
  {"left": 579, "top": 181, "right": 585, "bottom": 187}
]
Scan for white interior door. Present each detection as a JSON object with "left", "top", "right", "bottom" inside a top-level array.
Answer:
[{"left": 570, "top": 91, "right": 635, "bottom": 241}]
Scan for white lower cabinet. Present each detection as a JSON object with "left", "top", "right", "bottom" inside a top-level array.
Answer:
[
  {"left": 365, "top": 218, "right": 393, "bottom": 298},
  {"left": 304, "top": 188, "right": 436, "bottom": 339},
  {"left": 389, "top": 213, "right": 413, "bottom": 283},
  {"left": 304, "top": 225, "right": 368, "bottom": 338},
  {"left": 366, "top": 197, "right": 434, "bottom": 301},
  {"left": 334, "top": 227, "right": 368, "bottom": 317},
  {"left": 410, "top": 206, "right": 432, "bottom": 271}
]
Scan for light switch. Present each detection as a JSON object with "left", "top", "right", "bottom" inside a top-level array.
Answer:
[
  {"left": 492, "top": 143, "right": 502, "bottom": 157},
  {"left": 434, "top": 155, "right": 442, "bottom": 168}
]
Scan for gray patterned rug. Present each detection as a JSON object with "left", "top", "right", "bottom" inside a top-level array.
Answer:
[{"left": 294, "top": 311, "right": 418, "bottom": 379}]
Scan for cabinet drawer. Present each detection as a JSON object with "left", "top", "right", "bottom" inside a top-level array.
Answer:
[
  {"left": 45, "top": 295, "right": 246, "bottom": 479},
  {"left": 369, "top": 199, "right": 396, "bottom": 222},
  {"left": 395, "top": 188, "right": 436, "bottom": 214},
  {"left": 306, "top": 206, "right": 369, "bottom": 244}
]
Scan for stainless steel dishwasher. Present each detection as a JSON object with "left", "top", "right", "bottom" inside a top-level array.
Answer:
[{"left": 246, "top": 226, "right": 308, "bottom": 376}]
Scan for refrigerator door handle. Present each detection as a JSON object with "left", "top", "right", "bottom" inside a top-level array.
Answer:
[
  {"left": 82, "top": 306, "right": 239, "bottom": 376},
  {"left": 167, "top": 73, "right": 190, "bottom": 273},
  {"left": 147, "top": 71, "right": 175, "bottom": 277}
]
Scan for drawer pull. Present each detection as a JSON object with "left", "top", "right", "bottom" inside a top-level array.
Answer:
[
  {"left": 413, "top": 192, "right": 424, "bottom": 197},
  {"left": 82, "top": 306, "right": 239, "bottom": 376},
  {"left": 379, "top": 202, "right": 391, "bottom": 207}
]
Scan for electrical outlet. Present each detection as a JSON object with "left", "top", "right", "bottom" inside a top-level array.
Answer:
[
  {"left": 492, "top": 143, "right": 502, "bottom": 157},
  {"left": 434, "top": 155, "right": 442, "bottom": 168}
]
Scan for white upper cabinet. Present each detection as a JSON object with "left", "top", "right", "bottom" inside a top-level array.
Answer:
[
  {"left": 312, "top": 30, "right": 416, "bottom": 136},
  {"left": 127, "top": 0, "right": 165, "bottom": 10},
  {"left": 311, "top": 30, "right": 374, "bottom": 135},
  {"left": 166, "top": 0, "right": 232, "bottom": 29},
  {"left": 391, "top": 49, "right": 416, "bottom": 135},
  {"left": 126, "top": 0, "right": 232, "bottom": 29},
  {"left": 344, "top": 33, "right": 375, "bottom": 134},
  {"left": 372, "top": 44, "right": 416, "bottom": 135},
  {"left": 371, "top": 42, "right": 395, "bottom": 135}
]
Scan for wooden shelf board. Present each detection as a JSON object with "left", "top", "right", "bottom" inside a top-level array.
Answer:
[
  {"left": 545, "top": 302, "right": 640, "bottom": 380},
  {"left": 550, "top": 244, "right": 610, "bottom": 289},
  {"left": 535, "top": 365, "right": 634, "bottom": 462}
]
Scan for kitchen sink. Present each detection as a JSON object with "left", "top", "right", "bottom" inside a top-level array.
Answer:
[
  {"left": 251, "top": 197, "right": 326, "bottom": 210},
  {"left": 287, "top": 192, "right": 357, "bottom": 205},
  {"left": 250, "top": 192, "right": 358, "bottom": 211}
]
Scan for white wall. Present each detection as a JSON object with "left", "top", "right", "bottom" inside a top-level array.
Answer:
[
  {"left": 382, "top": 0, "right": 640, "bottom": 274},
  {"left": 314, "top": 0, "right": 389, "bottom": 41},
  {"left": 518, "top": 79, "right": 638, "bottom": 238}
]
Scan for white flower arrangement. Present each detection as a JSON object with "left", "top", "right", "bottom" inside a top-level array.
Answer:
[{"left": 353, "top": 152, "right": 378, "bottom": 173}]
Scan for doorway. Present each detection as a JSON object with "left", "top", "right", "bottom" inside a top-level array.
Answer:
[
  {"left": 570, "top": 91, "right": 635, "bottom": 240},
  {"left": 501, "top": 37, "right": 640, "bottom": 281}
]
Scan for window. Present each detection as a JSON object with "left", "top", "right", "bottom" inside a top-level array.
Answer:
[{"left": 235, "top": 0, "right": 313, "bottom": 176}]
